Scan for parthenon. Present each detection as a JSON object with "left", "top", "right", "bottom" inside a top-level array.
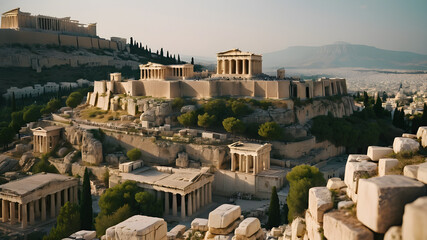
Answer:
[
  {"left": 1, "top": 8, "right": 96, "bottom": 37},
  {"left": 0, "top": 173, "right": 78, "bottom": 229},
  {"left": 139, "top": 62, "right": 194, "bottom": 80},
  {"left": 215, "top": 49, "right": 263, "bottom": 78},
  {"left": 228, "top": 142, "right": 272, "bottom": 175}
]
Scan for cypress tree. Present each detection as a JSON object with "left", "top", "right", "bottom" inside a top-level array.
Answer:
[
  {"left": 373, "top": 96, "right": 383, "bottom": 118},
  {"left": 160, "top": 48, "right": 164, "bottom": 57},
  {"left": 191, "top": 57, "right": 194, "bottom": 65},
  {"left": 11, "top": 92, "right": 16, "bottom": 111},
  {"left": 421, "top": 103, "right": 427, "bottom": 126},
  {"left": 130, "top": 37, "right": 133, "bottom": 48},
  {"left": 166, "top": 51, "right": 169, "bottom": 58},
  {"left": 363, "top": 91, "right": 370, "bottom": 108},
  {"left": 177, "top": 54, "right": 181, "bottom": 63},
  {"left": 398, "top": 109, "right": 405, "bottom": 129},
  {"left": 282, "top": 200, "right": 289, "bottom": 224},
  {"left": 80, "top": 168, "right": 93, "bottom": 230},
  {"left": 392, "top": 108, "right": 399, "bottom": 127},
  {"left": 267, "top": 186, "right": 281, "bottom": 228}
]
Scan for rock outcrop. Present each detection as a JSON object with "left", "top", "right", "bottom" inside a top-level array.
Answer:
[
  {"left": 0, "top": 155, "right": 18, "bottom": 174},
  {"left": 81, "top": 131, "right": 103, "bottom": 165},
  {"left": 393, "top": 137, "right": 419, "bottom": 153},
  {"left": 402, "top": 196, "right": 427, "bottom": 240},
  {"left": 323, "top": 211, "right": 373, "bottom": 240}
]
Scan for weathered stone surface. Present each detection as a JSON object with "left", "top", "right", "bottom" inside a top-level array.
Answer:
[
  {"left": 347, "top": 154, "right": 371, "bottom": 162},
  {"left": 209, "top": 218, "right": 242, "bottom": 235},
  {"left": 367, "top": 146, "right": 393, "bottom": 161},
  {"left": 417, "top": 162, "right": 427, "bottom": 184},
  {"left": 402, "top": 133, "right": 417, "bottom": 139},
  {"left": 271, "top": 227, "right": 282, "bottom": 238},
  {"left": 378, "top": 158, "right": 399, "bottom": 176},
  {"left": 69, "top": 230, "right": 96, "bottom": 240},
  {"left": 344, "top": 160, "right": 377, "bottom": 201},
  {"left": 416, "top": 126, "right": 427, "bottom": 147},
  {"left": 235, "top": 218, "right": 260, "bottom": 237},
  {"left": 393, "top": 137, "right": 419, "bottom": 153},
  {"left": 291, "top": 217, "right": 305, "bottom": 240},
  {"left": 0, "top": 155, "right": 18, "bottom": 174},
  {"left": 356, "top": 175, "right": 426, "bottom": 233},
  {"left": 169, "top": 225, "right": 186, "bottom": 238},
  {"left": 384, "top": 226, "right": 402, "bottom": 240},
  {"left": 323, "top": 211, "right": 373, "bottom": 240},
  {"left": 326, "top": 177, "right": 346, "bottom": 190},
  {"left": 403, "top": 164, "right": 419, "bottom": 179},
  {"left": 308, "top": 187, "right": 333, "bottom": 223},
  {"left": 304, "top": 210, "right": 322, "bottom": 240},
  {"left": 402, "top": 196, "right": 427, "bottom": 240},
  {"left": 181, "top": 105, "right": 197, "bottom": 113},
  {"left": 105, "top": 215, "right": 167, "bottom": 240},
  {"left": 81, "top": 131, "right": 103, "bottom": 165},
  {"left": 208, "top": 204, "right": 241, "bottom": 229},
  {"left": 191, "top": 218, "right": 208, "bottom": 232},
  {"left": 57, "top": 147, "right": 69, "bottom": 157},
  {"left": 337, "top": 201, "right": 354, "bottom": 210}
]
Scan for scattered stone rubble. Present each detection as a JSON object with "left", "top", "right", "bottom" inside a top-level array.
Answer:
[{"left": 279, "top": 126, "right": 427, "bottom": 240}]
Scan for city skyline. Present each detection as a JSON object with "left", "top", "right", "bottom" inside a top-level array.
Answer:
[{"left": 1, "top": 0, "right": 426, "bottom": 58}]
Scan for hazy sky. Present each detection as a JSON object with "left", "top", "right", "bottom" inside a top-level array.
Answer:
[{"left": 1, "top": 0, "right": 426, "bottom": 58}]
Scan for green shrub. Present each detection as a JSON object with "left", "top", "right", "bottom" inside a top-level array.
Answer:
[
  {"left": 177, "top": 111, "right": 197, "bottom": 127},
  {"left": 95, "top": 204, "right": 133, "bottom": 237},
  {"left": 127, "top": 148, "right": 141, "bottom": 161},
  {"left": 286, "top": 165, "right": 326, "bottom": 222},
  {"left": 258, "top": 122, "right": 283, "bottom": 140},
  {"left": 222, "top": 117, "right": 245, "bottom": 134},
  {"left": 43, "top": 202, "right": 80, "bottom": 240},
  {"left": 197, "top": 113, "right": 216, "bottom": 129}
]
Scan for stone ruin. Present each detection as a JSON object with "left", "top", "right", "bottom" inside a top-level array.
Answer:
[{"left": 278, "top": 126, "right": 427, "bottom": 240}]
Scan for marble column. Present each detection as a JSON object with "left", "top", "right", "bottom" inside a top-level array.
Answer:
[
  {"left": 187, "top": 193, "right": 192, "bottom": 216},
  {"left": 74, "top": 186, "right": 78, "bottom": 203},
  {"left": 35, "top": 199, "right": 40, "bottom": 218},
  {"left": 9, "top": 202, "right": 15, "bottom": 225},
  {"left": 243, "top": 59, "right": 247, "bottom": 74},
  {"left": 231, "top": 154, "right": 235, "bottom": 171},
  {"left": 208, "top": 182, "right": 212, "bottom": 203},
  {"left": 41, "top": 197, "right": 46, "bottom": 221},
  {"left": 217, "top": 60, "right": 220, "bottom": 74},
  {"left": 249, "top": 60, "right": 253, "bottom": 75},
  {"left": 172, "top": 194, "right": 177, "bottom": 217},
  {"left": 203, "top": 184, "right": 209, "bottom": 205},
  {"left": 69, "top": 187, "right": 74, "bottom": 204},
  {"left": 196, "top": 189, "right": 200, "bottom": 210},
  {"left": 181, "top": 194, "right": 186, "bottom": 219},
  {"left": 56, "top": 191, "right": 61, "bottom": 215},
  {"left": 50, "top": 194, "right": 55, "bottom": 218},
  {"left": 21, "top": 203, "right": 27, "bottom": 229},
  {"left": 192, "top": 191, "right": 197, "bottom": 213},
  {"left": 222, "top": 60, "right": 226, "bottom": 74},
  {"left": 64, "top": 188, "right": 68, "bottom": 203},
  {"left": 2, "top": 199, "right": 9, "bottom": 222},
  {"left": 239, "top": 155, "right": 243, "bottom": 172},
  {"left": 201, "top": 186, "right": 205, "bottom": 207},
  {"left": 29, "top": 201, "right": 35, "bottom": 225},
  {"left": 246, "top": 156, "right": 250, "bottom": 173},
  {"left": 164, "top": 192, "right": 169, "bottom": 216},
  {"left": 236, "top": 60, "right": 240, "bottom": 74},
  {"left": 228, "top": 60, "right": 232, "bottom": 74}
]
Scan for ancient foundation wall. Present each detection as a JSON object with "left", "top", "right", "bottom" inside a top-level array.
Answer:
[
  {"left": 213, "top": 170, "right": 257, "bottom": 196},
  {"left": 77, "top": 36, "right": 93, "bottom": 49},
  {"left": 99, "top": 39, "right": 110, "bottom": 49},
  {"left": 181, "top": 80, "right": 211, "bottom": 98},
  {"left": 59, "top": 35, "right": 78, "bottom": 48}
]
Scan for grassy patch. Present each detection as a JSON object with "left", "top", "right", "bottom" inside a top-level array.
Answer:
[
  {"left": 80, "top": 107, "right": 126, "bottom": 123},
  {"left": 387, "top": 151, "right": 426, "bottom": 174}
]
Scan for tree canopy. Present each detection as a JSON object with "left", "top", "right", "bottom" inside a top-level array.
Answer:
[
  {"left": 80, "top": 168, "right": 93, "bottom": 230},
  {"left": 286, "top": 165, "right": 325, "bottom": 222},
  {"left": 43, "top": 202, "right": 80, "bottom": 240},
  {"left": 197, "top": 113, "right": 216, "bottom": 129},
  {"left": 222, "top": 117, "right": 245, "bottom": 134},
  {"left": 177, "top": 111, "right": 197, "bottom": 127},
  {"left": 66, "top": 92, "right": 83, "bottom": 109},
  {"left": 127, "top": 148, "right": 142, "bottom": 161},
  {"left": 258, "top": 122, "right": 283, "bottom": 140}
]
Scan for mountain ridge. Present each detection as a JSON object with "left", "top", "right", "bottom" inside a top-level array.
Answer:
[{"left": 262, "top": 43, "right": 427, "bottom": 70}]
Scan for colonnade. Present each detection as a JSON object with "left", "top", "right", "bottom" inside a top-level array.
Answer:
[
  {"left": 141, "top": 68, "right": 166, "bottom": 80},
  {"left": 230, "top": 153, "right": 270, "bottom": 175},
  {"left": 33, "top": 135, "right": 52, "bottom": 153},
  {"left": 0, "top": 186, "right": 78, "bottom": 229},
  {"left": 217, "top": 59, "right": 262, "bottom": 76},
  {"left": 164, "top": 182, "right": 212, "bottom": 219}
]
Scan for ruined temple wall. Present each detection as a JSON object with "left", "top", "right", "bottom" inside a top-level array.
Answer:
[
  {"left": 213, "top": 170, "right": 257, "bottom": 196},
  {"left": 313, "top": 81, "right": 324, "bottom": 97},
  {"left": 181, "top": 80, "right": 211, "bottom": 98},
  {"left": 99, "top": 39, "right": 110, "bottom": 49},
  {"left": 77, "top": 36, "right": 93, "bottom": 49},
  {"left": 59, "top": 34, "right": 77, "bottom": 48},
  {"left": 139, "top": 80, "right": 172, "bottom": 98},
  {"left": 277, "top": 80, "right": 290, "bottom": 99},
  {"left": 239, "top": 81, "right": 255, "bottom": 97},
  {"left": 0, "top": 29, "right": 123, "bottom": 51},
  {"left": 0, "top": 29, "right": 59, "bottom": 46},
  {"left": 93, "top": 81, "right": 107, "bottom": 94},
  {"left": 254, "top": 81, "right": 267, "bottom": 97}
]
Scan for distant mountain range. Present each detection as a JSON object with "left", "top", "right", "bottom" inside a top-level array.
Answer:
[{"left": 263, "top": 42, "right": 427, "bottom": 70}]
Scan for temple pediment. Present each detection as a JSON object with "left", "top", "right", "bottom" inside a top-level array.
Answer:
[{"left": 217, "top": 48, "right": 261, "bottom": 57}]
